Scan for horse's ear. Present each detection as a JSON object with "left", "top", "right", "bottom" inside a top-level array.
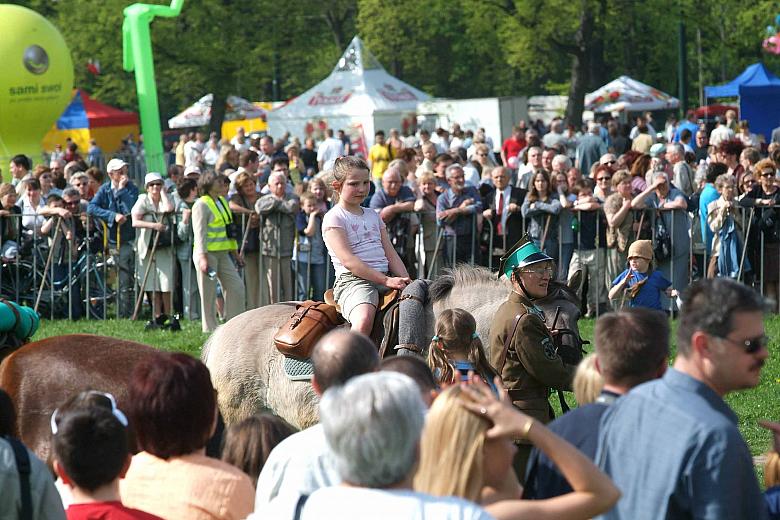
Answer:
[{"left": 567, "top": 270, "right": 582, "bottom": 291}]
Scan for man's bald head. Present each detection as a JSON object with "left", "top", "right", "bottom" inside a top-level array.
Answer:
[{"left": 311, "top": 330, "right": 379, "bottom": 394}]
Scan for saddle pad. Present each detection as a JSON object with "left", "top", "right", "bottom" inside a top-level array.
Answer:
[{"left": 283, "top": 356, "right": 314, "bottom": 381}]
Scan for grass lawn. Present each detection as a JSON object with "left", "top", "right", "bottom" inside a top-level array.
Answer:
[{"left": 28, "top": 314, "right": 780, "bottom": 458}]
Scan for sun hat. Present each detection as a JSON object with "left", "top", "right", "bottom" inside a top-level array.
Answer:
[
  {"left": 627, "top": 239, "right": 653, "bottom": 261},
  {"left": 144, "top": 172, "right": 163, "bottom": 186}
]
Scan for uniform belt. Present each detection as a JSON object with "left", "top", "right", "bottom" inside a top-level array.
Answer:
[{"left": 507, "top": 388, "right": 549, "bottom": 401}]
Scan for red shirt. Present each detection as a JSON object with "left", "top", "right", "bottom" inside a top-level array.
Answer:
[
  {"left": 502, "top": 137, "right": 525, "bottom": 162},
  {"left": 67, "top": 502, "right": 162, "bottom": 520}
]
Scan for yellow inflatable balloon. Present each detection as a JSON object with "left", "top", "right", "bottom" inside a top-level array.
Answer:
[{"left": 0, "top": 5, "right": 73, "bottom": 160}]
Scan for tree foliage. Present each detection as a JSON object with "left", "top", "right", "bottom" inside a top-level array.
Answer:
[{"left": 8, "top": 0, "right": 780, "bottom": 131}]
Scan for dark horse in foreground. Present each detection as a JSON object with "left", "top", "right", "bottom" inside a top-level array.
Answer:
[{"left": 0, "top": 334, "right": 162, "bottom": 462}]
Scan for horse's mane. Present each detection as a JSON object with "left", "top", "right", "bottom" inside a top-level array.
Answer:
[
  {"left": 429, "top": 264, "right": 579, "bottom": 305},
  {"left": 429, "top": 265, "right": 505, "bottom": 303}
]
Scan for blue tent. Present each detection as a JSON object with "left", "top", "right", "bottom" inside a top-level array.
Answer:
[{"left": 705, "top": 63, "right": 780, "bottom": 141}]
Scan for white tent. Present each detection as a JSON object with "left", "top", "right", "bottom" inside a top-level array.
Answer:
[
  {"left": 268, "top": 36, "right": 431, "bottom": 154},
  {"left": 168, "top": 94, "right": 267, "bottom": 128},
  {"left": 585, "top": 76, "right": 679, "bottom": 113}
]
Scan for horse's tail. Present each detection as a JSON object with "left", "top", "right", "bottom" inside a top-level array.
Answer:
[{"left": 428, "top": 271, "right": 455, "bottom": 303}]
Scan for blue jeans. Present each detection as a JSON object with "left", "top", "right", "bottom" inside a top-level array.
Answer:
[{"left": 295, "top": 261, "right": 326, "bottom": 301}]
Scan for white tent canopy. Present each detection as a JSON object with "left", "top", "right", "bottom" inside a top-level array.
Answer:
[
  {"left": 168, "top": 94, "right": 267, "bottom": 129},
  {"left": 585, "top": 76, "right": 679, "bottom": 113},
  {"left": 268, "top": 36, "right": 431, "bottom": 153}
]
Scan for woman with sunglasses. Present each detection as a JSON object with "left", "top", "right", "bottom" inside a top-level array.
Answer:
[
  {"left": 132, "top": 173, "right": 177, "bottom": 331},
  {"left": 739, "top": 159, "right": 780, "bottom": 309},
  {"left": 738, "top": 172, "right": 755, "bottom": 201},
  {"left": 592, "top": 164, "right": 613, "bottom": 200},
  {"left": 33, "top": 165, "right": 62, "bottom": 203}
]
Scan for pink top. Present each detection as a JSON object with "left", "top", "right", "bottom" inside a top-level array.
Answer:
[
  {"left": 119, "top": 452, "right": 254, "bottom": 520},
  {"left": 322, "top": 205, "right": 388, "bottom": 277}
]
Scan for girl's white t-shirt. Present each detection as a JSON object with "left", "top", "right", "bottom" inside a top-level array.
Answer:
[{"left": 322, "top": 205, "right": 388, "bottom": 277}]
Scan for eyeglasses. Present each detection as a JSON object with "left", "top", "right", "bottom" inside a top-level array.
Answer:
[
  {"left": 147, "top": 182, "right": 163, "bottom": 187},
  {"left": 716, "top": 334, "right": 769, "bottom": 354},
  {"left": 519, "top": 267, "right": 554, "bottom": 277},
  {"left": 50, "top": 391, "right": 128, "bottom": 435},
  {"left": 597, "top": 177, "right": 611, "bottom": 182}
]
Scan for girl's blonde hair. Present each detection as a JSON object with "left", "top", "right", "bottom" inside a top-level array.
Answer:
[
  {"left": 766, "top": 451, "right": 780, "bottom": 488},
  {"left": 414, "top": 385, "right": 487, "bottom": 502},
  {"left": 427, "top": 308, "right": 498, "bottom": 387},
  {"left": 332, "top": 156, "right": 369, "bottom": 183},
  {"left": 573, "top": 353, "right": 604, "bottom": 405}
]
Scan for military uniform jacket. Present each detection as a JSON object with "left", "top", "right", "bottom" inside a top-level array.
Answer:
[{"left": 489, "top": 291, "right": 576, "bottom": 426}]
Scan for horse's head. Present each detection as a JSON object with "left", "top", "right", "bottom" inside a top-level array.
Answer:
[{"left": 536, "top": 275, "right": 585, "bottom": 364}]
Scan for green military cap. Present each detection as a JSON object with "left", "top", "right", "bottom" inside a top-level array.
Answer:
[{"left": 499, "top": 234, "right": 553, "bottom": 279}]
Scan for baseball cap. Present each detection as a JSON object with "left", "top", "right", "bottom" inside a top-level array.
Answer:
[
  {"left": 184, "top": 165, "right": 201, "bottom": 177},
  {"left": 106, "top": 158, "right": 127, "bottom": 172},
  {"left": 649, "top": 143, "right": 666, "bottom": 158}
]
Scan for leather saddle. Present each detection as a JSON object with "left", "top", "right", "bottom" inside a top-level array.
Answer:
[{"left": 324, "top": 288, "right": 399, "bottom": 348}]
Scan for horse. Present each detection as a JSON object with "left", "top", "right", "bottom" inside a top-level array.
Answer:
[
  {"left": 0, "top": 334, "right": 162, "bottom": 462},
  {"left": 203, "top": 265, "right": 583, "bottom": 430}
]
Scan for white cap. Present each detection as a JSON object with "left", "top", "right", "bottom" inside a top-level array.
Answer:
[
  {"left": 106, "top": 158, "right": 127, "bottom": 172},
  {"left": 184, "top": 165, "right": 201, "bottom": 176},
  {"left": 144, "top": 172, "right": 163, "bottom": 186}
]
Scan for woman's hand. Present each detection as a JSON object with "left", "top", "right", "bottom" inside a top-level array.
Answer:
[
  {"left": 460, "top": 376, "right": 532, "bottom": 440},
  {"left": 385, "top": 276, "right": 411, "bottom": 290},
  {"left": 198, "top": 254, "right": 209, "bottom": 274}
]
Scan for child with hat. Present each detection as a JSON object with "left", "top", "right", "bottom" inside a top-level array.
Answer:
[{"left": 609, "top": 239, "right": 678, "bottom": 311}]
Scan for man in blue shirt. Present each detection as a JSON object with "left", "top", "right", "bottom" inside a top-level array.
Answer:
[
  {"left": 673, "top": 109, "right": 701, "bottom": 152},
  {"left": 87, "top": 158, "right": 139, "bottom": 318},
  {"left": 575, "top": 121, "right": 607, "bottom": 177},
  {"left": 524, "top": 308, "right": 669, "bottom": 499},
  {"left": 436, "top": 164, "right": 482, "bottom": 265},
  {"left": 595, "top": 278, "right": 769, "bottom": 520}
]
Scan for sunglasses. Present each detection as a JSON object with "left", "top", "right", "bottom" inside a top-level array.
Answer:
[
  {"left": 716, "top": 334, "right": 769, "bottom": 354},
  {"left": 147, "top": 182, "right": 164, "bottom": 187},
  {"left": 50, "top": 391, "right": 128, "bottom": 435},
  {"left": 761, "top": 171, "right": 775, "bottom": 178}
]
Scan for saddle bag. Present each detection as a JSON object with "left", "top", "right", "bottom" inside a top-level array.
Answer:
[{"left": 274, "top": 301, "right": 344, "bottom": 360}]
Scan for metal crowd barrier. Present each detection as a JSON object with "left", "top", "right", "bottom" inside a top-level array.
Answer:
[{"left": 0, "top": 197, "right": 776, "bottom": 321}]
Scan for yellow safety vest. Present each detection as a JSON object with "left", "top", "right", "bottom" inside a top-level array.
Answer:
[{"left": 200, "top": 195, "right": 237, "bottom": 251}]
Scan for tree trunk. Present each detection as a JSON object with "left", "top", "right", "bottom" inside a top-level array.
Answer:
[
  {"left": 209, "top": 92, "right": 228, "bottom": 139},
  {"left": 565, "top": 1, "right": 593, "bottom": 126}
]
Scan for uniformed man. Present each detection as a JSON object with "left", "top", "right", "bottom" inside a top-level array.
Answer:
[{"left": 489, "top": 235, "right": 577, "bottom": 480}]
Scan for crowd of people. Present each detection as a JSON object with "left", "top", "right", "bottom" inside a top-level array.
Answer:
[
  {"left": 2, "top": 108, "right": 779, "bottom": 330},
  {"left": 1, "top": 273, "right": 777, "bottom": 518}
]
